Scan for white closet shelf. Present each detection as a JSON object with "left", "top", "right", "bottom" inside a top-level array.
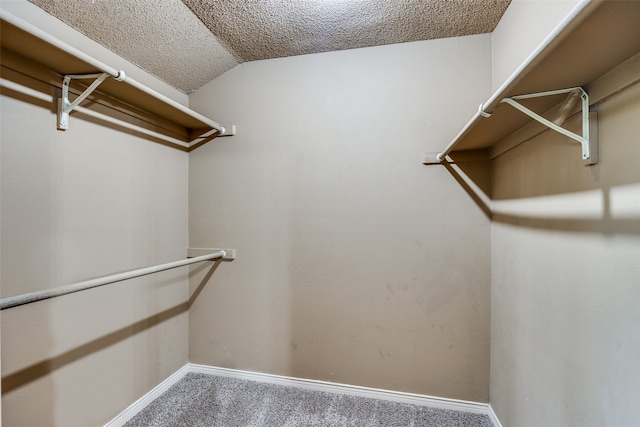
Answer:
[
  {"left": 429, "top": 0, "right": 640, "bottom": 165},
  {"left": 0, "top": 10, "right": 234, "bottom": 150}
]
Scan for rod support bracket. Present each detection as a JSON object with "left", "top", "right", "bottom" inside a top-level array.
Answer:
[
  {"left": 500, "top": 87, "right": 597, "bottom": 165},
  {"left": 57, "top": 72, "right": 113, "bottom": 130}
]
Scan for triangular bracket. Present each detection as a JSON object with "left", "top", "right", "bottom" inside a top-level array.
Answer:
[
  {"left": 57, "top": 70, "right": 125, "bottom": 130},
  {"left": 485, "top": 87, "right": 597, "bottom": 165}
]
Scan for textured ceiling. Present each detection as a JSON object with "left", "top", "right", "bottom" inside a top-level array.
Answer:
[
  {"left": 28, "top": 0, "right": 511, "bottom": 93},
  {"left": 183, "top": 0, "right": 511, "bottom": 62}
]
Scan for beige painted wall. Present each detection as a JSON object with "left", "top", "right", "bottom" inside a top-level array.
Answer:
[
  {"left": 491, "top": 0, "right": 581, "bottom": 91},
  {"left": 490, "top": 64, "right": 640, "bottom": 427},
  {"left": 188, "top": 35, "right": 493, "bottom": 402},
  {"left": 490, "top": 2, "right": 640, "bottom": 426},
  {"left": 1, "top": 3, "right": 190, "bottom": 426}
]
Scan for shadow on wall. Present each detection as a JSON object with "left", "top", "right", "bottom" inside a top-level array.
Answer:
[
  {"left": 436, "top": 80, "right": 640, "bottom": 235},
  {"left": 1, "top": 260, "right": 223, "bottom": 395},
  {"left": 441, "top": 150, "right": 492, "bottom": 220}
]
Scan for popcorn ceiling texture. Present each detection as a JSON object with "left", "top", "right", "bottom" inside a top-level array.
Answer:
[
  {"left": 28, "top": 0, "right": 510, "bottom": 93},
  {"left": 183, "top": 0, "right": 511, "bottom": 62}
]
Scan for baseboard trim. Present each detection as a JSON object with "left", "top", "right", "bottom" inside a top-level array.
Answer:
[
  {"left": 189, "top": 363, "right": 489, "bottom": 415},
  {"left": 488, "top": 403, "right": 504, "bottom": 427},
  {"left": 104, "top": 364, "right": 190, "bottom": 427},
  {"left": 106, "top": 363, "right": 498, "bottom": 426}
]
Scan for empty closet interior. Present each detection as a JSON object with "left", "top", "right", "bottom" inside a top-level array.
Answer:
[{"left": 1, "top": 1, "right": 639, "bottom": 426}]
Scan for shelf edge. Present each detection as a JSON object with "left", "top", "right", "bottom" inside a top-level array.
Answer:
[
  {"left": 0, "top": 8, "right": 226, "bottom": 139},
  {"left": 436, "top": 0, "right": 599, "bottom": 161}
]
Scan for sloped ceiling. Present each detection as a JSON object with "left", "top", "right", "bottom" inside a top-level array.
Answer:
[{"left": 28, "top": 0, "right": 511, "bottom": 94}]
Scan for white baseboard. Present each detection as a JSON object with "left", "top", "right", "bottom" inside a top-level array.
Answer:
[
  {"left": 104, "top": 364, "right": 190, "bottom": 427},
  {"left": 488, "top": 403, "right": 504, "bottom": 427},
  {"left": 106, "top": 363, "right": 497, "bottom": 425},
  {"left": 190, "top": 364, "right": 489, "bottom": 415}
]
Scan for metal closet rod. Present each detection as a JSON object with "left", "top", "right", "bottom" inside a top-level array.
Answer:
[
  {"left": 0, "top": 9, "right": 225, "bottom": 134},
  {"left": 0, "top": 251, "right": 226, "bottom": 311}
]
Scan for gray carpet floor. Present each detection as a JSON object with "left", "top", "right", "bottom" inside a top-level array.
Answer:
[{"left": 123, "top": 373, "right": 493, "bottom": 427}]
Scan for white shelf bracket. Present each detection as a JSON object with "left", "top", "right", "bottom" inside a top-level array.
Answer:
[
  {"left": 499, "top": 87, "right": 597, "bottom": 165},
  {"left": 57, "top": 70, "right": 125, "bottom": 130}
]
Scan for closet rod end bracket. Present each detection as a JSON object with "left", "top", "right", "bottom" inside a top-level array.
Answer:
[{"left": 217, "top": 125, "right": 237, "bottom": 137}]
